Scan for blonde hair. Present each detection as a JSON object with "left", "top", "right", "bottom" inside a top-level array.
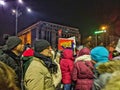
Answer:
[{"left": 0, "top": 61, "right": 20, "bottom": 90}]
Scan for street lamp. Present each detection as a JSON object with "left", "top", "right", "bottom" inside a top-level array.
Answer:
[
  {"left": 1, "top": 0, "right": 32, "bottom": 36},
  {"left": 0, "top": 0, "right": 6, "bottom": 6},
  {"left": 94, "top": 30, "right": 106, "bottom": 46},
  {"left": 0, "top": 0, "right": 6, "bottom": 12},
  {"left": 18, "top": 0, "right": 23, "bottom": 4},
  {"left": 100, "top": 25, "right": 108, "bottom": 30},
  {"left": 26, "top": 7, "right": 32, "bottom": 13},
  {"left": 12, "top": 9, "right": 19, "bottom": 36},
  {"left": 101, "top": 26, "right": 106, "bottom": 30},
  {"left": 12, "top": 0, "right": 32, "bottom": 35}
]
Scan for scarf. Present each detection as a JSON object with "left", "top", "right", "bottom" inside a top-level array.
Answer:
[{"left": 34, "top": 52, "right": 58, "bottom": 73}]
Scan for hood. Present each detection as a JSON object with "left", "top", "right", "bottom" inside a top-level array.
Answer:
[
  {"left": 77, "top": 47, "right": 90, "bottom": 57},
  {"left": 22, "top": 48, "right": 34, "bottom": 57},
  {"left": 90, "top": 46, "right": 109, "bottom": 67},
  {"left": 62, "top": 49, "right": 74, "bottom": 60},
  {"left": 97, "top": 60, "right": 120, "bottom": 74},
  {"left": 75, "top": 55, "right": 92, "bottom": 62}
]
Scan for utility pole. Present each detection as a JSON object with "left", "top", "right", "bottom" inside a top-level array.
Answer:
[
  {"left": 96, "top": 34, "right": 98, "bottom": 46},
  {"left": 94, "top": 30, "right": 106, "bottom": 46}
]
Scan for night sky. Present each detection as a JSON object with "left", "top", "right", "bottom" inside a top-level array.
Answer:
[{"left": 0, "top": 0, "right": 120, "bottom": 40}]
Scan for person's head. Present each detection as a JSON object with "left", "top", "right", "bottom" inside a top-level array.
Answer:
[
  {"left": 115, "top": 39, "right": 120, "bottom": 53},
  {"left": 90, "top": 46, "right": 109, "bottom": 67},
  {"left": 3, "top": 34, "right": 10, "bottom": 41},
  {"left": 62, "top": 48, "right": 74, "bottom": 59},
  {"left": 112, "top": 50, "right": 120, "bottom": 58},
  {"left": 3, "top": 36, "right": 24, "bottom": 55},
  {"left": 24, "top": 43, "right": 31, "bottom": 50},
  {"left": 77, "top": 47, "right": 90, "bottom": 57},
  {"left": 0, "top": 34, "right": 10, "bottom": 46},
  {"left": 0, "top": 61, "right": 20, "bottom": 90},
  {"left": 34, "top": 39, "right": 52, "bottom": 57}
]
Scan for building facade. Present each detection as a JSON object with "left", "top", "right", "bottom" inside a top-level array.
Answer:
[{"left": 18, "top": 21, "right": 81, "bottom": 48}]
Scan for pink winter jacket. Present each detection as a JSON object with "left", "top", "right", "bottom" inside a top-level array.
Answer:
[{"left": 60, "top": 49, "right": 74, "bottom": 84}]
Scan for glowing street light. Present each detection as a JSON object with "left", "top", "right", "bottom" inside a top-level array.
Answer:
[
  {"left": 100, "top": 25, "right": 108, "bottom": 30},
  {"left": 26, "top": 7, "right": 32, "bottom": 13},
  {"left": 0, "top": 0, "right": 6, "bottom": 6},
  {"left": 101, "top": 26, "right": 106, "bottom": 30},
  {"left": 18, "top": 0, "right": 23, "bottom": 4},
  {"left": 1, "top": 0, "right": 32, "bottom": 36},
  {"left": 11, "top": 0, "right": 32, "bottom": 35},
  {"left": 12, "top": 9, "right": 16, "bottom": 14},
  {"left": 12, "top": 7, "right": 32, "bottom": 35}
]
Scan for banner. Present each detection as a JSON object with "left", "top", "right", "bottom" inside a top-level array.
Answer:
[{"left": 58, "top": 38, "right": 74, "bottom": 51}]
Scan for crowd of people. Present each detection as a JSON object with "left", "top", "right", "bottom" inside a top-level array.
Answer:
[{"left": 0, "top": 34, "right": 120, "bottom": 90}]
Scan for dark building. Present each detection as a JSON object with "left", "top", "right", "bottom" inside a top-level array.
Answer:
[{"left": 18, "top": 21, "right": 81, "bottom": 48}]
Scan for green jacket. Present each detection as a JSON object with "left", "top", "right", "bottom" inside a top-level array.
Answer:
[{"left": 24, "top": 57, "right": 55, "bottom": 90}]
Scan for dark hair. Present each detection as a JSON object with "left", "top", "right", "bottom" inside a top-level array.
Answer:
[
  {"left": 112, "top": 50, "right": 120, "bottom": 57},
  {"left": 3, "top": 34, "right": 10, "bottom": 41},
  {"left": 0, "top": 34, "right": 10, "bottom": 46}
]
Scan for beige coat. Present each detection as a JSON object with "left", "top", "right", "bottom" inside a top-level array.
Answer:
[
  {"left": 52, "top": 60, "right": 62, "bottom": 87},
  {"left": 24, "top": 57, "right": 55, "bottom": 90}
]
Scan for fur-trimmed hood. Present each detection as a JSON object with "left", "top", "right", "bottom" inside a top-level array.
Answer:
[
  {"left": 97, "top": 60, "right": 120, "bottom": 74},
  {"left": 75, "top": 55, "right": 92, "bottom": 62}
]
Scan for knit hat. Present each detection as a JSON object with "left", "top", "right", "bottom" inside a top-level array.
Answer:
[
  {"left": 5, "top": 36, "right": 21, "bottom": 50},
  {"left": 90, "top": 46, "right": 109, "bottom": 67},
  {"left": 34, "top": 39, "right": 50, "bottom": 52}
]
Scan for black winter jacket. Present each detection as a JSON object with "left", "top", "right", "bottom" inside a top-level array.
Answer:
[{"left": 0, "top": 50, "right": 21, "bottom": 87}]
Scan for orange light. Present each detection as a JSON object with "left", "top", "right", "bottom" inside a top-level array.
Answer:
[{"left": 101, "top": 26, "right": 106, "bottom": 30}]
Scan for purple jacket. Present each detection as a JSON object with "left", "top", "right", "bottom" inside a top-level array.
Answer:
[{"left": 72, "top": 55, "right": 94, "bottom": 90}]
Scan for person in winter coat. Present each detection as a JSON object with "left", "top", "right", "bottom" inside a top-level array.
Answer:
[
  {"left": 21, "top": 46, "right": 34, "bottom": 74},
  {"left": 0, "top": 34, "right": 10, "bottom": 55},
  {"left": 0, "top": 46, "right": 3, "bottom": 55},
  {"left": 51, "top": 49, "right": 62, "bottom": 89},
  {"left": 94, "top": 60, "right": 120, "bottom": 90},
  {"left": 0, "top": 61, "right": 20, "bottom": 90},
  {"left": 111, "top": 50, "right": 120, "bottom": 60},
  {"left": 21, "top": 46, "right": 34, "bottom": 90},
  {"left": 24, "top": 39, "right": 57, "bottom": 90},
  {"left": 60, "top": 48, "right": 74, "bottom": 90},
  {"left": 102, "top": 71, "right": 120, "bottom": 90},
  {"left": 72, "top": 47, "right": 94, "bottom": 90},
  {"left": 90, "top": 46, "right": 110, "bottom": 90},
  {"left": 0, "top": 36, "right": 24, "bottom": 88},
  {"left": 111, "top": 39, "right": 120, "bottom": 60},
  {"left": 90, "top": 46, "right": 109, "bottom": 68}
]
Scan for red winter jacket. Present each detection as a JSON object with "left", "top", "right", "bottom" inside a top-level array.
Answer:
[{"left": 60, "top": 49, "right": 74, "bottom": 84}]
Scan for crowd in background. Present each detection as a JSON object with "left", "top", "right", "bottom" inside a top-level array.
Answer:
[{"left": 0, "top": 34, "right": 120, "bottom": 90}]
